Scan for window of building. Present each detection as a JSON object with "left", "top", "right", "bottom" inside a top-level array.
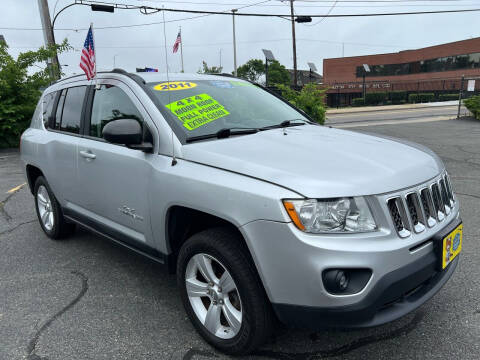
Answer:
[
  {"left": 89, "top": 85, "right": 144, "bottom": 138},
  {"left": 59, "top": 86, "right": 86, "bottom": 134},
  {"left": 356, "top": 52, "right": 480, "bottom": 77}
]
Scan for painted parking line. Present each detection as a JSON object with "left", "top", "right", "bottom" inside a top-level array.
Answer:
[
  {"left": 332, "top": 116, "right": 455, "bottom": 128},
  {"left": 7, "top": 183, "right": 26, "bottom": 194}
]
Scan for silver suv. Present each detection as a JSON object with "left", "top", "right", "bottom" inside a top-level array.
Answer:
[{"left": 21, "top": 70, "right": 462, "bottom": 355}]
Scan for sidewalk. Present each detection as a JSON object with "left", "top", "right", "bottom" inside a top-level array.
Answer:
[{"left": 327, "top": 100, "right": 459, "bottom": 115}]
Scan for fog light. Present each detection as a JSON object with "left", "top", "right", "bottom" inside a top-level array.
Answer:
[
  {"left": 322, "top": 268, "right": 372, "bottom": 295},
  {"left": 336, "top": 271, "right": 349, "bottom": 290}
]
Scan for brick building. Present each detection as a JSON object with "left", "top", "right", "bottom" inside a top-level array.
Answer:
[{"left": 323, "top": 37, "right": 480, "bottom": 106}]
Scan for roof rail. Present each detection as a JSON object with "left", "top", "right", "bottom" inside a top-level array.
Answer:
[{"left": 50, "top": 68, "right": 146, "bottom": 86}]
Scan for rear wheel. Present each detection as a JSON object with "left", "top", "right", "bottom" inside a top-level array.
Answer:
[
  {"left": 177, "top": 227, "right": 273, "bottom": 355},
  {"left": 34, "top": 176, "right": 75, "bottom": 240}
]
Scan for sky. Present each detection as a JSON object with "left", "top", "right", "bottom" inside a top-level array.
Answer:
[{"left": 2, "top": 0, "right": 480, "bottom": 77}]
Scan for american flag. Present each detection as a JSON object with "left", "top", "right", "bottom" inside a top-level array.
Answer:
[
  {"left": 79, "top": 25, "right": 96, "bottom": 80},
  {"left": 172, "top": 31, "right": 181, "bottom": 54}
]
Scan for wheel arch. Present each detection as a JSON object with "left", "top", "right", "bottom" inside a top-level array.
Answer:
[
  {"left": 165, "top": 205, "right": 253, "bottom": 274},
  {"left": 25, "top": 164, "right": 44, "bottom": 194}
]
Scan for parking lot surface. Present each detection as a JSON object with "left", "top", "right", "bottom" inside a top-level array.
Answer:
[{"left": 1, "top": 117, "right": 479, "bottom": 360}]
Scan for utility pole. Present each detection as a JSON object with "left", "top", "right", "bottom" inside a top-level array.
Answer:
[
  {"left": 290, "top": 0, "right": 297, "bottom": 88},
  {"left": 232, "top": 9, "right": 238, "bottom": 76},
  {"left": 37, "top": 0, "right": 60, "bottom": 79}
]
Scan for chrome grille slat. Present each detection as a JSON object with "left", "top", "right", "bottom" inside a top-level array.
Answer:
[
  {"left": 405, "top": 193, "right": 425, "bottom": 233},
  {"left": 387, "top": 197, "right": 411, "bottom": 238}
]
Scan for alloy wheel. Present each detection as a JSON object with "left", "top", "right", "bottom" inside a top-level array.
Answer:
[
  {"left": 185, "top": 253, "right": 243, "bottom": 339},
  {"left": 37, "top": 185, "right": 54, "bottom": 231}
]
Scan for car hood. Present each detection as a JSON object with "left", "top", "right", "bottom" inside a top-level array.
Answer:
[{"left": 181, "top": 125, "right": 443, "bottom": 198}]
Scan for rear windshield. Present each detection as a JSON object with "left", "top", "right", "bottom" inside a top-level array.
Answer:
[{"left": 147, "top": 80, "right": 307, "bottom": 138}]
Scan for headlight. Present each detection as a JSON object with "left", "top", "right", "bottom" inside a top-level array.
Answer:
[{"left": 283, "top": 197, "right": 377, "bottom": 233}]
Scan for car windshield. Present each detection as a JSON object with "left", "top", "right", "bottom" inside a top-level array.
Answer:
[{"left": 147, "top": 79, "right": 308, "bottom": 138}]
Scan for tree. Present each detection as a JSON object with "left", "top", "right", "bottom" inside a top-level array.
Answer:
[
  {"left": 0, "top": 40, "right": 71, "bottom": 148},
  {"left": 266, "top": 60, "right": 290, "bottom": 86},
  {"left": 236, "top": 58, "right": 290, "bottom": 86},
  {"left": 275, "top": 83, "right": 327, "bottom": 124},
  {"left": 236, "top": 59, "right": 264, "bottom": 82},
  {"left": 198, "top": 61, "right": 222, "bottom": 74}
]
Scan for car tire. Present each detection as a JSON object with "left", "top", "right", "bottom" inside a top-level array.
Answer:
[
  {"left": 34, "top": 176, "right": 75, "bottom": 240},
  {"left": 177, "top": 227, "right": 273, "bottom": 355}
]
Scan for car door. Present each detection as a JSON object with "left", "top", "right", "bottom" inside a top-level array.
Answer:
[{"left": 75, "top": 80, "right": 155, "bottom": 251}]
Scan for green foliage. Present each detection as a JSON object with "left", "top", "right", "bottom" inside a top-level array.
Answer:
[
  {"left": 365, "top": 92, "right": 387, "bottom": 105},
  {"left": 236, "top": 59, "right": 290, "bottom": 86},
  {"left": 389, "top": 91, "right": 407, "bottom": 104},
  {"left": 198, "top": 61, "right": 222, "bottom": 74},
  {"left": 408, "top": 93, "right": 435, "bottom": 103},
  {"left": 0, "top": 40, "right": 71, "bottom": 148},
  {"left": 267, "top": 60, "right": 290, "bottom": 86},
  {"left": 236, "top": 59, "right": 264, "bottom": 82},
  {"left": 464, "top": 95, "right": 480, "bottom": 120},
  {"left": 275, "top": 83, "right": 326, "bottom": 124},
  {"left": 438, "top": 93, "right": 459, "bottom": 101},
  {"left": 352, "top": 98, "right": 365, "bottom": 106}
]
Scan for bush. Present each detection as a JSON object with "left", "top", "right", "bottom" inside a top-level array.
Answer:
[
  {"left": 464, "top": 95, "right": 480, "bottom": 119},
  {"left": 408, "top": 93, "right": 435, "bottom": 103},
  {"left": 275, "top": 83, "right": 326, "bottom": 124},
  {"left": 0, "top": 40, "right": 70, "bottom": 148},
  {"left": 365, "top": 92, "right": 387, "bottom": 105},
  {"left": 352, "top": 98, "right": 365, "bottom": 106},
  {"left": 389, "top": 91, "right": 407, "bottom": 104},
  {"left": 438, "top": 93, "right": 459, "bottom": 102}
]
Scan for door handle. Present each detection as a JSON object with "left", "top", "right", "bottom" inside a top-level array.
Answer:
[{"left": 79, "top": 150, "right": 96, "bottom": 160}]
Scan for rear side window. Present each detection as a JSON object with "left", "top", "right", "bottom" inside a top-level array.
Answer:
[
  {"left": 55, "top": 89, "right": 66, "bottom": 129},
  {"left": 89, "top": 85, "right": 144, "bottom": 138},
  {"left": 58, "top": 86, "right": 86, "bottom": 134},
  {"left": 42, "top": 92, "right": 56, "bottom": 127}
]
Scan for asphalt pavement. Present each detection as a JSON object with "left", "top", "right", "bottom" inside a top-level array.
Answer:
[{"left": 1, "top": 115, "right": 479, "bottom": 360}]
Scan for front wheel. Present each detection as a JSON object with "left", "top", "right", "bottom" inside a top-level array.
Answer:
[{"left": 177, "top": 228, "right": 273, "bottom": 355}]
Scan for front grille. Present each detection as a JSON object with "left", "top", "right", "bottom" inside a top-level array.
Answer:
[{"left": 386, "top": 173, "right": 455, "bottom": 238}]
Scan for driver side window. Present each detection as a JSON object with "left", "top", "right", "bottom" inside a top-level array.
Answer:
[{"left": 89, "top": 84, "right": 144, "bottom": 138}]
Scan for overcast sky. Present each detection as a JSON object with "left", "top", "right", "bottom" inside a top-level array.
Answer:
[{"left": 2, "top": 0, "right": 480, "bottom": 76}]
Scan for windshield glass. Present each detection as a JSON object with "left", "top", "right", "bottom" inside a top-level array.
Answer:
[{"left": 147, "top": 79, "right": 308, "bottom": 138}]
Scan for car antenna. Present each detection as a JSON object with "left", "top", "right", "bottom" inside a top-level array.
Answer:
[{"left": 162, "top": 7, "right": 177, "bottom": 166}]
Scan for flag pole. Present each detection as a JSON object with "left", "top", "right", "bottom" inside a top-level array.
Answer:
[
  {"left": 180, "top": 26, "right": 184, "bottom": 73},
  {"left": 90, "top": 22, "right": 99, "bottom": 89}
]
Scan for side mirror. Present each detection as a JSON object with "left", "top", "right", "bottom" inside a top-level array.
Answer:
[{"left": 102, "top": 119, "right": 153, "bottom": 152}]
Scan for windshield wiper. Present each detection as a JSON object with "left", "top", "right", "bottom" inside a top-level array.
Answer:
[
  {"left": 259, "top": 119, "right": 310, "bottom": 131},
  {"left": 186, "top": 127, "right": 259, "bottom": 143}
]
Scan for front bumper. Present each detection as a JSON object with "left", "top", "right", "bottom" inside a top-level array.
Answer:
[
  {"left": 273, "top": 248, "right": 458, "bottom": 329},
  {"left": 240, "top": 212, "right": 461, "bottom": 329}
]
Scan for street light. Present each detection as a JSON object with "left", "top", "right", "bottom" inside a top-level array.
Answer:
[
  {"left": 362, "top": 64, "right": 370, "bottom": 103},
  {"left": 51, "top": 2, "right": 115, "bottom": 74},
  {"left": 262, "top": 49, "right": 275, "bottom": 87}
]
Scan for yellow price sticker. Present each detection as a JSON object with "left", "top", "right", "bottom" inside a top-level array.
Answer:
[
  {"left": 166, "top": 93, "right": 230, "bottom": 131},
  {"left": 153, "top": 81, "right": 197, "bottom": 91}
]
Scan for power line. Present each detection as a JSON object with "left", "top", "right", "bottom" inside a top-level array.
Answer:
[{"left": 3, "top": 1, "right": 480, "bottom": 32}]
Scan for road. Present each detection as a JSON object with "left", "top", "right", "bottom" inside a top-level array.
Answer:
[
  {"left": 326, "top": 104, "right": 466, "bottom": 127},
  {"left": 1, "top": 116, "right": 480, "bottom": 360}
]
